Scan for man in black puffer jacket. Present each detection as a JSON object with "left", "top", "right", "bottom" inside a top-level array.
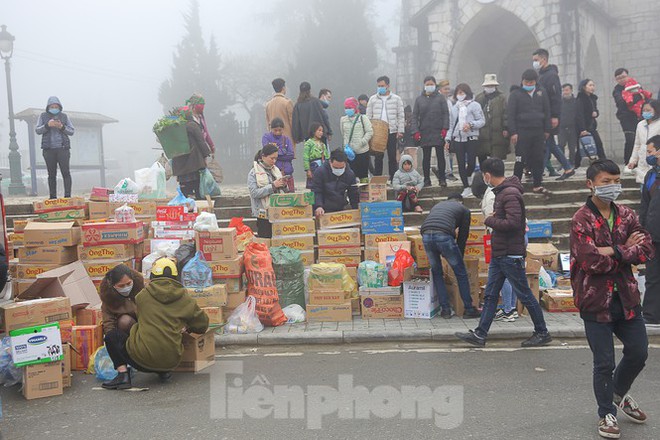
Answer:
[
  {"left": 456, "top": 158, "right": 551, "bottom": 348},
  {"left": 312, "top": 149, "right": 359, "bottom": 216}
]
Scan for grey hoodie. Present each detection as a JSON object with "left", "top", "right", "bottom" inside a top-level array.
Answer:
[
  {"left": 392, "top": 154, "right": 424, "bottom": 192},
  {"left": 35, "top": 96, "right": 75, "bottom": 149}
]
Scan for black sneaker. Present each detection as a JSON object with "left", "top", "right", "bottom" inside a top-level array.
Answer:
[
  {"left": 158, "top": 372, "right": 172, "bottom": 383},
  {"left": 455, "top": 330, "right": 486, "bottom": 347},
  {"left": 424, "top": 179, "right": 432, "bottom": 187},
  {"left": 446, "top": 174, "right": 458, "bottom": 182},
  {"left": 440, "top": 307, "right": 455, "bottom": 319},
  {"left": 439, "top": 180, "right": 447, "bottom": 188},
  {"left": 521, "top": 332, "right": 552, "bottom": 347},
  {"left": 463, "top": 308, "right": 481, "bottom": 319},
  {"left": 102, "top": 371, "right": 132, "bottom": 390}
]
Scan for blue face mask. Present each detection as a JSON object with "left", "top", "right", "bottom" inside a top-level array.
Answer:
[
  {"left": 647, "top": 155, "right": 658, "bottom": 166},
  {"left": 522, "top": 85, "right": 535, "bottom": 92},
  {"left": 321, "top": 100, "right": 330, "bottom": 109},
  {"left": 377, "top": 86, "right": 387, "bottom": 95},
  {"left": 345, "top": 108, "right": 355, "bottom": 117},
  {"left": 48, "top": 107, "right": 61, "bottom": 115},
  {"left": 642, "top": 111, "right": 654, "bottom": 120}
]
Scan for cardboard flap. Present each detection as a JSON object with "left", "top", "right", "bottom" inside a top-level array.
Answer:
[
  {"left": 369, "top": 176, "right": 389, "bottom": 184},
  {"left": 19, "top": 261, "right": 101, "bottom": 308},
  {"left": 24, "top": 221, "right": 75, "bottom": 231}
]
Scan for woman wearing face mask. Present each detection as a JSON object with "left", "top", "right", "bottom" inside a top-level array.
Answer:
[
  {"left": 575, "top": 79, "right": 607, "bottom": 167},
  {"left": 248, "top": 144, "right": 287, "bottom": 238},
  {"left": 99, "top": 264, "right": 144, "bottom": 336},
  {"left": 445, "top": 83, "right": 486, "bottom": 198},
  {"left": 262, "top": 117, "right": 295, "bottom": 192},
  {"left": 627, "top": 100, "right": 660, "bottom": 186},
  {"left": 340, "top": 97, "right": 373, "bottom": 182}
]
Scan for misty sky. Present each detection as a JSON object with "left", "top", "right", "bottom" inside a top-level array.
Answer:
[{"left": 1, "top": 0, "right": 400, "bottom": 175}]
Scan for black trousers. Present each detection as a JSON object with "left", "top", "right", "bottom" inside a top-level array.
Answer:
[
  {"left": 422, "top": 145, "right": 446, "bottom": 184},
  {"left": 623, "top": 129, "right": 636, "bottom": 165},
  {"left": 352, "top": 152, "right": 370, "bottom": 181},
  {"left": 43, "top": 148, "right": 71, "bottom": 198},
  {"left": 559, "top": 126, "right": 578, "bottom": 166},
  {"left": 257, "top": 218, "right": 272, "bottom": 239},
  {"left": 374, "top": 133, "right": 399, "bottom": 180},
  {"left": 104, "top": 329, "right": 153, "bottom": 372},
  {"left": 643, "top": 242, "right": 660, "bottom": 323},
  {"left": 453, "top": 140, "right": 479, "bottom": 188},
  {"left": 178, "top": 172, "right": 201, "bottom": 200},
  {"left": 513, "top": 129, "right": 545, "bottom": 187}
]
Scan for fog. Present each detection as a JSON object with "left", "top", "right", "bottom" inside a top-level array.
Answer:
[{"left": 1, "top": 0, "right": 399, "bottom": 191}]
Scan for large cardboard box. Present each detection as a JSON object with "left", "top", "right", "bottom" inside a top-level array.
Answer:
[
  {"left": 270, "top": 234, "right": 315, "bottom": 251},
  {"left": 225, "top": 290, "right": 247, "bottom": 309},
  {"left": 202, "top": 307, "right": 223, "bottom": 325},
  {"left": 360, "top": 294, "right": 404, "bottom": 319},
  {"left": 364, "top": 247, "right": 380, "bottom": 263},
  {"left": 24, "top": 221, "right": 81, "bottom": 247},
  {"left": 187, "top": 285, "right": 228, "bottom": 308},
  {"left": 18, "top": 246, "right": 78, "bottom": 264},
  {"left": 271, "top": 219, "right": 316, "bottom": 237},
  {"left": 84, "top": 259, "right": 134, "bottom": 278},
  {"left": 309, "top": 265, "right": 344, "bottom": 290},
  {"left": 90, "top": 187, "right": 112, "bottom": 202},
  {"left": 318, "top": 209, "right": 361, "bottom": 229},
  {"left": 210, "top": 256, "right": 244, "bottom": 279},
  {"left": 306, "top": 303, "right": 352, "bottom": 322},
  {"left": 403, "top": 279, "right": 440, "bottom": 319},
  {"left": 195, "top": 229, "right": 238, "bottom": 260},
  {"left": 309, "top": 289, "right": 346, "bottom": 305},
  {"left": 378, "top": 241, "right": 412, "bottom": 265},
  {"left": 527, "top": 243, "right": 560, "bottom": 271},
  {"left": 71, "top": 324, "right": 103, "bottom": 371},
  {"left": 361, "top": 216, "right": 405, "bottom": 234},
  {"left": 82, "top": 221, "right": 144, "bottom": 246},
  {"left": 542, "top": 289, "right": 578, "bottom": 312},
  {"left": 151, "top": 221, "right": 195, "bottom": 240},
  {"left": 9, "top": 322, "right": 64, "bottom": 367},
  {"left": 22, "top": 361, "right": 63, "bottom": 400},
  {"left": 447, "top": 283, "right": 480, "bottom": 317},
  {"left": 175, "top": 329, "right": 216, "bottom": 372},
  {"left": 33, "top": 197, "right": 85, "bottom": 214},
  {"left": 11, "top": 279, "right": 36, "bottom": 297},
  {"left": 268, "top": 205, "right": 313, "bottom": 222},
  {"left": 77, "top": 244, "right": 136, "bottom": 261},
  {"left": 17, "top": 263, "right": 61, "bottom": 279},
  {"left": 525, "top": 258, "right": 542, "bottom": 275},
  {"left": 2, "top": 297, "right": 71, "bottom": 333},
  {"left": 356, "top": 176, "right": 388, "bottom": 203},
  {"left": 37, "top": 208, "right": 87, "bottom": 222},
  {"left": 317, "top": 228, "right": 360, "bottom": 247},
  {"left": 268, "top": 192, "right": 315, "bottom": 207}
]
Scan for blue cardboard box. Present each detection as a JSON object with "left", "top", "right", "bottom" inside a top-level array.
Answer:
[
  {"left": 527, "top": 221, "right": 552, "bottom": 239},
  {"left": 362, "top": 216, "right": 405, "bottom": 234},
  {"left": 360, "top": 201, "right": 403, "bottom": 219}
]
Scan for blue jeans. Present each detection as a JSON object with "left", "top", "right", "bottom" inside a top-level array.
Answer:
[
  {"left": 476, "top": 256, "right": 548, "bottom": 338},
  {"left": 501, "top": 279, "right": 516, "bottom": 313},
  {"left": 544, "top": 136, "right": 572, "bottom": 171},
  {"left": 422, "top": 233, "right": 475, "bottom": 311}
]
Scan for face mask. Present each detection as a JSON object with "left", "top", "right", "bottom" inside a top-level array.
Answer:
[
  {"left": 484, "top": 175, "right": 493, "bottom": 189},
  {"left": 377, "top": 86, "right": 387, "bottom": 95},
  {"left": 522, "top": 85, "right": 535, "bottom": 92},
  {"left": 331, "top": 166, "right": 345, "bottom": 177},
  {"left": 484, "top": 87, "right": 496, "bottom": 94},
  {"left": 321, "top": 100, "right": 330, "bottom": 108},
  {"left": 344, "top": 108, "right": 355, "bottom": 117},
  {"left": 593, "top": 183, "right": 622, "bottom": 203},
  {"left": 48, "top": 108, "right": 61, "bottom": 115},
  {"left": 642, "top": 111, "right": 654, "bottom": 120},
  {"left": 647, "top": 155, "right": 658, "bottom": 166},
  {"left": 533, "top": 61, "right": 541, "bottom": 71},
  {"left": 116, "top": 283, "right": 133, "bottom": 297},
  {"left": 424, "top": 85, "right": 436, "bottom": 94},
  {"left": 194, "top": 104, "right": 204, "bottom": 114},
  {"left": 456, "top": 94, "right": 466, "bottom": 102}
]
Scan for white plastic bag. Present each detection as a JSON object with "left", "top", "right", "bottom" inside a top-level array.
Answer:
[
  {"left": 114, "top": 203, "right": 136, "bottom": 223},
  {"left": 114, "top": 177, "right": 139, "bottom": 195},
  {"left": 539, "top": 266, "right": 552, "bottom": 290},
  {"left": 223, "top": 296, "right": 264, "bottom": 334},
  {"left": 135, "top": 162, "right": 166, "bottom": 200},
  {"left": 282, "top": 304, "right": 306, "bottom": 323},
  {"left": 193, "top": 211, "right": 220, "bottom": 232}
]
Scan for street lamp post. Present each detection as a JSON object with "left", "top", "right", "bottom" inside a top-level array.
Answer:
[{"left": 0, "top": 25, "right": 26, "bottom": 195}]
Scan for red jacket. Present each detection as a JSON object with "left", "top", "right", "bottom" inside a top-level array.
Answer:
[
  {"left": 621, "top": 78, "right": 652, "bottom": 119},
  {"left": 570, "top": 198, "right": 654, "bottom": 322}
]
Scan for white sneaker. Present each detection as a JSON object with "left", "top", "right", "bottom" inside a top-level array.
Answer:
[
  {"left": 461, "top": 188, "right": 474, "bottom": 198},
  {"left": 467, "top": 175, "right": 473, "bottom": 186},
  {"left": 623, "top": 166, "right": 632, "bottom": 174}
]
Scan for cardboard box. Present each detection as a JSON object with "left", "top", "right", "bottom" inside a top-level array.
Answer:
[
  {"left": 18, "top": 246, "right": 78, "bottom": 264},
  {"left": 9, "top": 322, "right": 63, "bottom": 367},
  {"left": 22, "top": 361, "right": 63, "bottom": 400},
  {"left": 33, "top": 197, "right": 86, "bottom": 214},
  {"left": 361, "top": 216, "right": 405, "bottom": 234},
  {"left": 360, "top": 294, "right": 404, "bottom": 319},
  {"left": 317, "top": 246, "right": 361, "bottom": 257},
  {"left": 16, "top": 263, "right": 61, "bottom": 279},
  {"left": 59, "top": 319, "right": 73, "bottom": 344},
  {"left": 447, "top": 282, "right": 480, "bottom": 317},
  {"left": 364, "top": 247, "right": 380, "bottom": 262},
  {"left": 156, "top": 205, "right": 193, "bottom": 222},
  {"left": 318, "top": 254, "right": 361, "bottom": 267},
  {"left": 306, "top": 303, "right": 352, "bottom": 322},
  {"left": 317, "top": 228, "right": 360, "bottom": 247},
  {"left": 309, "top": 289, "right": 346, "bottom": 305},
  {"left": 82, "top": 259, "right": 132, "bottom": 278},
  {"left": 268, "top": 205, "right": 313, "bottom": 222},
  {"left": 24, "top": 221, "right": 81, "bottom": 247},
  {"left": 9, "top": 258, "right": 18, "bottom": 278},
  {"left": 9, "top": 232, "right": 25, "bottom": 247},
  {"left": 357, "top": 176, "right": 388, "bottom": 203},
  {"left": 62, "top": 344, "right": 72, "bottom": 388},
  {"left": 470, "top": 212, "right": 485, "bottom": 227},
  {"left": 318, "top": 209, "right": 361, "bottom": 229},
  {"left": 517, "top": 274, "right": 541, "bottom": 316},
  {"left": 364, "top": 233, "right": 408, "bottom": 249},
  {"left": 11, "top": 279, "right": 36, "bottom": 297},
  {"left": 82, "top": 222, "right": 144, "bottom": 246},
  {"left": 1, "top": 297, "right": 71, "bottom": 332},
  {"left": 202, "top": 307, "right": 223, "bottom": 325},
  {"left": 542, "top": 289, "right": 578, "bottom": 312},
  {"left": 187, "top": 285, "right": 228, "bottom": 308},
  {"left": 409, "top": 235, "right": 429, "bottom": 268},
  {"left": 175, "top": 329, "right": 216, "bottom": 372},
  {"left": 210, "top": 256, "right": 244, "bottom": 279},
  {"left": 38, "top": 208, "right": 87, "bottom": 222},
  {"left": 526, "top": 258, "right": 542, "bottom": 275},
  {"left": 218, "top": 277, "right": 245, "bottom": 294},
  {"left": 195, "top": 229, "right": 238, "bottom": 260},
  {"left": 268, "top": 192, "right": 315, "bottom": 207},
  {"left": 309, "top": 264, "right": 344, "bottom": 290},
  {"left": 108, "top": 193, "right": 139, "bottom": 203},
  {"left": 527, "top": 221, "right": 553, "bottom": 239},
  {"left": 464, "top": 243, "right": 485, "bottom": 259},
  {"left": 360, "top": 201, "right": 403, "bottom": 218},
  {"left": 467, "top": 227, "right": 486, "bottom": 245},
  {"left": 17, "top": 261, "right": 101, "bottom": 309},
  {"left": 195, "top": 199, "right": 215, "bottom": 214},
  {"left": 109, "top": 201, "right": 159, "bottom": 218},
  {"left": 270, "top": 234, "right": 315, "bottom": 251},
  {"left": 300, "top": 250, "right": 315, "bottom": 267},
  {"left": 351, "top": 297, "right": 361, "bottom": 315},
  {"left": 90, "top": 187, "right": 112, "bottom": 202},
  {"left": 271, "top": 219, "right": 316, "bottom": 237},
  {"left": 77, "top": 244, "right": 136, "bottom": 261},
  {"left": 378, "top": 241, "right": 412, "bottom": 265},
  {"left": 13, "top": 219, "right": 29, "bottom": 233},
  {"left": 87, "top": 201, "right": 110, "bottom": 219},
  {"left": 403, "top": 279, "right": 440, "bottom": 319},
  {"left": 75, "top": 306, "right": 103, "bottom": 326},
  {"left": 526, "top": 243, "right": 560, "bottom": 271},
  {"left": 225, "top": 290, "right": 247, "bottom": 309},
  {"left": 71, "top": 324, "right": 103, "bottom": 371}
]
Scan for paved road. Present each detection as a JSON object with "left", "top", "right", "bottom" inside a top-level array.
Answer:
[{"left": 1, "top": 340, "right": 660, "bottom": 440}]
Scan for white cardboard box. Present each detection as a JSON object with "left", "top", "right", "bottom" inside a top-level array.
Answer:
[{"left": 403, "top": 278, "right": 440, "bottom": 319}]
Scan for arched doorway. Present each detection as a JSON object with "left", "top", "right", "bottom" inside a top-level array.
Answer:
[{"left": 447, "top": 6, "right": 539, "bottom": 92}]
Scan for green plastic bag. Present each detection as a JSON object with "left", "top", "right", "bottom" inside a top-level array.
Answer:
[
  {"left": 199, "top": 168, "right": 221, "bottom": 197},
  {"left": 270, "top": 246, "right": 305, "bottom": 310}
]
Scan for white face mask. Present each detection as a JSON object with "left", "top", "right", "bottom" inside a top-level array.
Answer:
[
  {"left": 484, "top": 87, "right": 497, "bottom": 94},
  {"left": 331, "top": 166, "right": 345, "bottom": 177},
  {"left": 424, "top": 85, "right": 436, "bottom": 94},
  {"left": 456, "top": 94, "right": 466, "bottom": 102},
  {"left": 116, "top": 283, "right": 133, "bottom": 297},
  {"left": 533, "top": 60, "right": 542, "bottom": 71}
]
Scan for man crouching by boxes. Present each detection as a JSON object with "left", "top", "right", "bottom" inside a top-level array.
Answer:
[{"left": 102, "top": 258, "right": 209, "bottom": 390}]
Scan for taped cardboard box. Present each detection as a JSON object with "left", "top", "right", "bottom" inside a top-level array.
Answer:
[
  {"left": 526, "top": 243, "right": 560, "bottom": 271},
  {"left": 271, "top": 219, "right": 316, "bottom": 237},
  {"left": 527, "top": 221, "right": 553, "bottom": 239},
  {"left": 270, "top": 234, "right": 315, "bottom": 251},
  {"left": 155, "top": 205, "right": 196, "bottom": 222},
  {"left": 33, "top": 197, "right": 86, "bottom": 214},
  {"left": 202, "top": 307, "right": 223, "bottom": 326},
  {"left": 447, "top": 282, "right": 480, "bottom": 317},
  {"left": 38, "top": 208, "right": 87, "bottom": 222},
  {"left": 317, "top": 228, "right": 360, "bottom": 247},
  {"left": 210, "top": 256, "right": 244, "bottom": 279},
  {"left": 364, "top": 247, "right": 380, "bottom": 263},
  {"left": 87, "top": 201, "right": 110, "bottom": 219},
  {"left": 90, "top": 187, "right": 112, "bottom": 202},
  {"left": 71, "top": 324, "right": 103, "bottom": 371},
  {"left": 187, "top": 285, "right": 228, "bottom": 308},
  {"left": 467, "top": 227, "right": 486, "bottom": 245},
  {"left": 18, "top": 246, "right": 78, "bottom": 265},
  {"left": 23, "top": 361, "right": 63, "bottom": 400},
  {"left": 464, "top": 243, "right": 484, "bottom": 259},
  {"left": 268, "top": 205, "right": 313, "bottom": 222},
  {"left": 306, "top": 303, "right": 352, "bottom": 322},
  {"left": 174, "top": 329, "right": 216, "bottom": 372},
  {"left": 269, "top": 192, "right": 314, "bottom": 207},
  {"left": 195, "top": 228, "right": 238, "bottom": 260},
  {"left": 224, "top": 290, "right": 247, "bottom": 312},
  {"left": 77, "top": 244, "right": 136, "bottom": 261},
  {"left": 360, "top": 294, "right": 404, "bottom": 319},
  {"left": 82, "top": 221, "right": 144, "bottom": 246},
  {"left": 308, "top": 264, "right": 344, "bottom": 291},
  {"left": 542, "top": 289, "right": 578, "bottom": 312},
  {"left": 470, "top": 212, "right": 485, "bottom": 227},
  {"left": 318, "top": 209, "right": 361, "bottom": 229},
  {"left": 356, "top": 176, "right": 388, "bottom": 203},
  {"left": 24, "top": 221, "right": 81, "bottom": 247}
]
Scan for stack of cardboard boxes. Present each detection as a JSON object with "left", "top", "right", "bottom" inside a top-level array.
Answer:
[
  {"left": 34, "top": 197, "right": 87, "bottom": 222},
  {"left": 306, "top": 264, "right": 353, "bottom": 322},
  {"left": 317, "top": 228, "right": 361, "bottom": 284},
  {"left": 269, "top": 193, "right": 316, "bottom": 266}
]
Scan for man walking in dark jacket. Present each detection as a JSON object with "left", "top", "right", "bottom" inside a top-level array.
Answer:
[
  {"left": 640, "top": 135, "right": 660, "bottom": 326},
  {"left": 312, "top": 148, "right": 359, "bottom": 217},
  {"left": 560, "top": 84, "right": 579, "bottom": 167},
  {"left": 421, "top": 194, "right": 480, "bottom": 319},
  {"left": 571, "top": 159, "right": 653, "bottom": 438},
  {"left": 613, "top": 68, "right": 640, "bottom": 166},
  {"left": 456, "top": 158, "right": 551, "bottom": 347}
]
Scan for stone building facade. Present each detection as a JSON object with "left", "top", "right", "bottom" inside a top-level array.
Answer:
[{"left": 395, "top": 0, "right": 660, "bottom": 160}]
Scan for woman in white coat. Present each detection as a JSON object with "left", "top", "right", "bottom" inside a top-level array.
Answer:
[{"left": 628, "top": 100, "right": 660, "bottom": 187}]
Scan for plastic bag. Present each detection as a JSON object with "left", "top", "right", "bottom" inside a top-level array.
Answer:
[
  {"left": 244, "top": 242, "right": 287, "bottom": 327},
  {"left": 135, "top": 162, "right": 166, "bottom": 200},
  {"left": 309, "top": 263, "right": 357, "bottom": 297},
  {"left": 539, "top": 266, "right": 553, "bottom": 290},
  {"left": 114, "top": 203, "right": 136, "bottom": 223},
  {"left": 344, "top": 144, "right": 356, "bottom": 161},
  {"left": 175, "top": 243, "right": 197, "bottom": 274},
  {"left": 206, "top": 154, "right": 224, "bottom": 184},
  {"left": 228, "top": 217, "right": 255, "bottom": 252},
  {"left": 199, "top": 168, "right": 222, "bottom": 198},
  {"left": 193, "top": 211, "right": 220, "bottom": 232},
  {"left": 157, "top": 152, "right": 173, "bottom": 180},
  {"left": 0, "top": 337, "right": 21, "bottom": 387},
  {"left": 270, "top": 246, "right": 305, "bottom": 309},
  {"left": 181, "top": 251, "right": 213, "bottom": 289},
  {"left": 114, "top": 177, "right": 139, "bottom": 194},
  {"left": 224, "top": 296, "right": 264, "bottom": 334},
  {"left": 93, "top": 346, "right": 118, "bottom": 381},
  {"left": 168, "top": 187, "right": 196, "bottom": 212},
  {"left": 141, "top": 242, "right": 179, "bottom": 277},
  {"left": 358, "top": 260, "right": 388, "bottom": 288},
  {"left": 282, "top": 304, "right": 306, "bottom": 323},
  {"left": 388, "top": 249, "right": 415, "bottom": 287}
]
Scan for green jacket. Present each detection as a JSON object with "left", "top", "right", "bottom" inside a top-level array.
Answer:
[
  {"left": 340, "top": 114, "right": 373, "bottom": 155},
  {"left": 126, "top": 278, "right": 209, "bottom": 372},
  {"left": 475, "top": 91, "right": 509, "bottom": 159},
  {"left": 303, "top": 138, "right": 330, "bottom": 171}
]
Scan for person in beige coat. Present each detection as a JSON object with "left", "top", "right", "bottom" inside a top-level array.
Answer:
[{"left": 265, "top": 78, "right": 294, "bottom": 142}]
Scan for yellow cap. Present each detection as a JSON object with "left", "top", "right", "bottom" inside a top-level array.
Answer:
[{"left": 151, "top": 258, "right": 178, "bottom": 277}]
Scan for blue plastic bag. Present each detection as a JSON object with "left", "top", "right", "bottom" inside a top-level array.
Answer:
[
  {"left": 168, "top": 187, "right": 196, "bottom": 211},
  {"left": 94, "top": 346, "right": 118, "bottom": 381},
  {"left": 0, "top": 337, "right": 22, "bottom": 387},
  {"left": 344, "top": 144, "right": 356, "bottom": 161},
  {"left": 181, "top": 250, "right": 213, "bottom": 288},
  {"left": 199, "top": 168, "right": 221, "bottom": 197}
]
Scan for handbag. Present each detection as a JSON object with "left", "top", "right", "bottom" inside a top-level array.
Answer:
[{"left": 579, "top": 134, "right": 598, "bottom": 161}]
